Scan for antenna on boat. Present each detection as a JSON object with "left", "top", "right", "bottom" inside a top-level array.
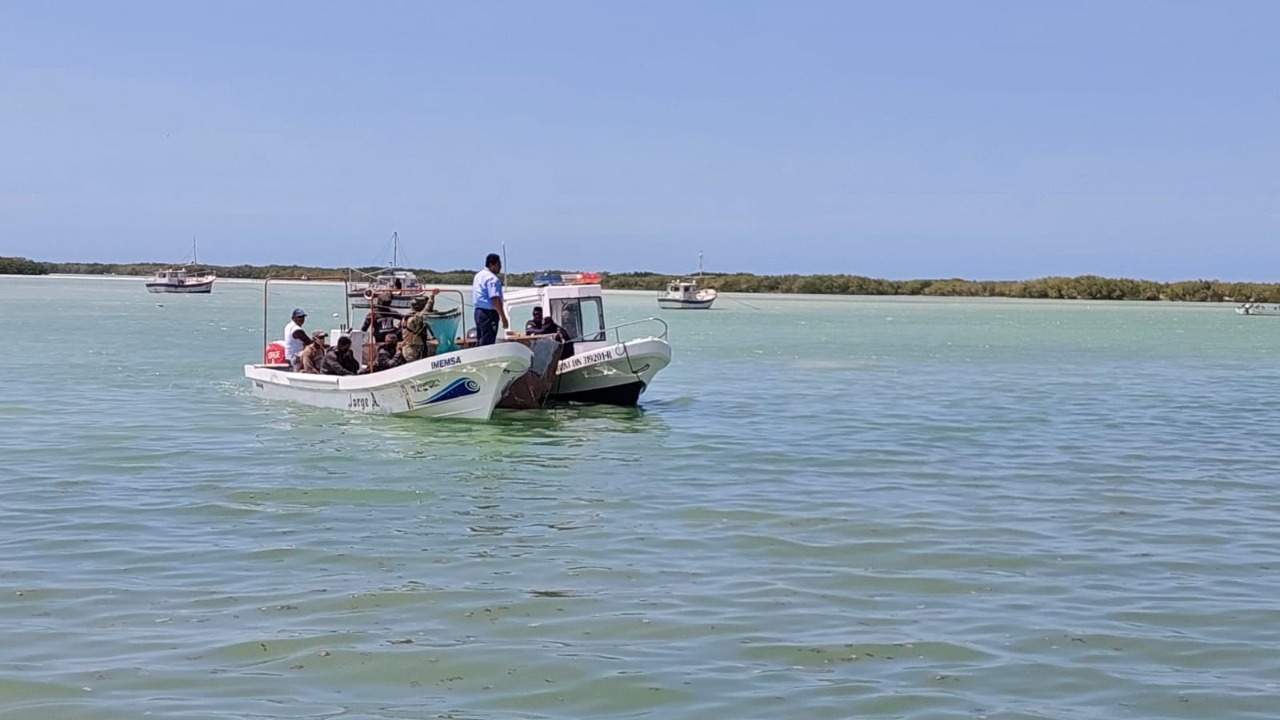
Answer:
[{"left": 502, "top": 241, "right": 508, "bottom": 285}]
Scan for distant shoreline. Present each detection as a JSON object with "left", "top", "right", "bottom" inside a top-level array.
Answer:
[{"left": 1, "top": 257, "right": 1275, "bottom": 302}]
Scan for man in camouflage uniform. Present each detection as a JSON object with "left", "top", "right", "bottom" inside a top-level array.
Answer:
[{"left": 400, "top": 289, "right": 440, "bottom": 363}]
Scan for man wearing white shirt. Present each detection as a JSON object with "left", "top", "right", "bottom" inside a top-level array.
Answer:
[{"left": 283, "top": 308, "right": 312, "bottom": 370}]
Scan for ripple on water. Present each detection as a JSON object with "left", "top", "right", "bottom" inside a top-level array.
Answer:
[{"left": 5, "top": 282, "right": 1280, "bottom": 718}]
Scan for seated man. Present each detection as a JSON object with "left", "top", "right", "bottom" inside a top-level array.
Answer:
[
  {"left": 525, "top": 306, "right": 573, "bottom": 359},
  {"left": 369, "top": 332, "right": 405, "bottom": 373},
  {"left": 525, "top": 306, "right": 567, "bottom": 341},
  {"left": 323, "top": 336, "right": 361, "bottom": 375},
  {"left": 298, "top": 331, "right": 329, "bottom": 374}
]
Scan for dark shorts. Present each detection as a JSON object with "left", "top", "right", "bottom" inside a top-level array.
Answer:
[{"left": 474, "top": 308, "right": 500, "bottom": 346}]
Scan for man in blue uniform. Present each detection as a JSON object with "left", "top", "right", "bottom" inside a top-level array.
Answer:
[{"left": 471, "top": 252, "right": 509, "bottom": 346}]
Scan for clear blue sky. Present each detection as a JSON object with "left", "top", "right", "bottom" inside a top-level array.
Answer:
[{"left": 1, "top": 1, "right": 1276, "bottom": 280}]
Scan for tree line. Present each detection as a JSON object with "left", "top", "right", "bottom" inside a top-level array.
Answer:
[
  {"left": 6, "top": 257, "right": 1280, "bottom": 302},
  {"left": 0, "top": 256, "right": 50, "bottom": 275}
]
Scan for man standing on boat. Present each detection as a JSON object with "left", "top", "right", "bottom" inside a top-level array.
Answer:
[
  {"left": 401, "top": 290, "right": 439, "bottom": 362},
  {"left": 472, "top": 253, "right": 508, "bottom": 346},
  {"left": 284, "top": 308, "right": 312, "bottom": 371}
]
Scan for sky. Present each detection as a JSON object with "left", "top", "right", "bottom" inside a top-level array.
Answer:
[{"left": 1, "top": 0, "right": 1277, "bottom": 280}]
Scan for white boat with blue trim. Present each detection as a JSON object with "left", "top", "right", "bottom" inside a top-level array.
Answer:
[
  {"left": 244, "top": 275, "right": 532, "bottom": 421},
  {"left": 244, "top": 342, "right": 532, "bottom": 420}
]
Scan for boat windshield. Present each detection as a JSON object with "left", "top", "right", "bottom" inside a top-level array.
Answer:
[{"left": 552, "top": 297, "right": 605, "bottom": 342}]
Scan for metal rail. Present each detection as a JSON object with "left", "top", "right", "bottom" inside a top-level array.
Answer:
[
  {"left": 603, "top": 317, "right": 669, "bottom": 344},
  {"left": 260, "top": 275, "right": 351, "bottom": 364}
]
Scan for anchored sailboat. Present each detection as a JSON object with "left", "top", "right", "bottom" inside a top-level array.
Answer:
[
  {"left": 145, "top": 237, "right": 216, "bottom": 294},
  {"left": 657, "top": 251, "right": 718, "bottom": 310}
]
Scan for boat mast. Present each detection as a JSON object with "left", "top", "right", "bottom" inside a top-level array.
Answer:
[
  {"left": 390, "top": 231, "right": 399, "bottom": 269},
  {"left": 192, "top": 236, "right": 200, "bottom": 266},
  {"left": 698, "top": 251, "right": 703, "bottom": 279}
]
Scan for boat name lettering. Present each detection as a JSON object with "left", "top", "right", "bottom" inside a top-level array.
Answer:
[
  {"left": 564, "top": 348, "right": 614, "bottom": 369},
  {"left": 409, "top": 379, "right": 441, "bottom": 393},
  {"left": 431, "top": 356, "right": 461, "bottom": 369},
  {"left": 348, "top": 394, "right": 380, "bottom": 410}
]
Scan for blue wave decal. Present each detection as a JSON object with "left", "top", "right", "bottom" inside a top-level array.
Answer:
[{"left": 417, "top": 378, "right": 481, "bottom": 406}]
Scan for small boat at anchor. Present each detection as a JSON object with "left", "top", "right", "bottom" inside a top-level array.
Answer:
[
  {"left": 1235, "top": 303, "right": 1280, "bottom": 316},
  {"left": 347, "top": 232, "right": 435, "bottom": 315},
  {"left": 145, "top": 237, "right": 216, "bottom": 294},
  {"left": 246, "top": 275, "right": 532, "bottom": 421},
  {"left": 657, "top": 252, "right": 717, "bottom": 310}
]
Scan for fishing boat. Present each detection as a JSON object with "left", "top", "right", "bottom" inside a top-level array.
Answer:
[
  {"left": 145, "top": 238, "right": 216, "bottom": 294},
  {"left": 657, "top": 252, "right": 717, "bottom": 310},
  {"left": 246, "top": 276, "right": 532, "bottom": 421},
  {"left": 348, "top": 232, "right": 434, "bottom": 315},
  {"left": 505, "top": 281, "right": 671, "bottom": 406},
  {"left": 1235, "top": 303, "right": 1280, "bottom": 316}
]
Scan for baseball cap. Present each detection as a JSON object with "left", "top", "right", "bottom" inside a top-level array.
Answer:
[{"left": 292, "top": 308, "right": 307, "bottom": 318}]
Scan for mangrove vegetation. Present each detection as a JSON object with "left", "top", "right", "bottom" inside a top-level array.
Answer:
[{"left": 6, "top": 257, "right": 1280, "bottom": 302}]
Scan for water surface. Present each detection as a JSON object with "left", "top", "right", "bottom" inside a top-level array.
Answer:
[{"left": 2, "top": 276, "right": 1278, "bottom": 719}]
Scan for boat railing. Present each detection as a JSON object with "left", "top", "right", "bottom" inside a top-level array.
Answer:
[
  {"left": 593, "top": 317, "right": 669, "bottom": 345},
  {"left": 261, "top": 275, "right": 352, "bottom": 362},
  {"left": 355, "top": 286, "right": 470, "bottom": 360}
]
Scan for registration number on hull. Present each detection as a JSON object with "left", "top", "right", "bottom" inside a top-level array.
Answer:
[{"left": 561, "top": 348, "right": 616, "bottom": 371}]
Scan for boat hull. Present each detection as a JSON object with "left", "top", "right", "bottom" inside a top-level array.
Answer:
[
  {"left": 146, "top": 280, "right": 215, "bottom": 294},
  {"left": 1236, "top": 304, "right": 1280, "bottom": 316},
  {"left": 244, "top": 343, "right": 532, "bottom": 420},
  {"left": 549, "top": 337, "right": 671, "bottom": 406},
  {"left": 497, "top": 336, "right": 564, "bottom": 409}
]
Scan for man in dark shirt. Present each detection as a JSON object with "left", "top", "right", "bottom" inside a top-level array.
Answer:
[
  {"left": 361, "top": 293, "right": 398, "bottom": 342},
  {"left": 369, "top": 332, "right": 405, "bottom": 373},
  {"left": 525, "top": 306, "right": 566, "bottom": 339},
  {"left": 525, "top": 306, "right": 573, "bottom": 358},
  {"left": 324, "top": 336, "right": 361, "bottom": 375}
]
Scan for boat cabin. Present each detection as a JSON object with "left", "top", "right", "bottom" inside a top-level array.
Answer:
[
  {"left": 363, "top": 269, "right": 423, "bottom": 293},
  {"left": 663, "top": 279, "right": 702, "bottom": 300},
  {"left": 505, "top": 283, "right": 608, "bottom": 345},
  {"left": 154, "top": 268, "right": 190, "bottom": 284}
]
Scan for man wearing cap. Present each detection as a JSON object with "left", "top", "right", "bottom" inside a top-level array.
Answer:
[
  {"left": 471, "top": 253, "right": 508, "bottom": 346},
  {"left": 284, "top": 308, "right": 312, "bottom": 371},
  {"left": 400, "top": 290, "right": 439, "bottom": 362},
  {"left": 298, "top": 330, "right": 328, "bottom": 374}
]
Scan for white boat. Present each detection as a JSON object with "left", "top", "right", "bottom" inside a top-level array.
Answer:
[
  {"left": 348, "top": 232, "right": 434, "bottom": 315},
  {"left": 1235, "top": 303, "right": 1280, "bottom": 316},
  {"left": 506, "top": 282, "right": 671, "bottom": 406},
  {"left": 145, "top": 237, "right": 216, "bottom": 293},
  {"left": 246, "top": 276, "right": 533, "bottom": 421},
  {"left": 657, "top": 252, "right": 717, "bottom": 310},
  {"left": 245, "top": 343, "right": 532, "bottom": 420}
]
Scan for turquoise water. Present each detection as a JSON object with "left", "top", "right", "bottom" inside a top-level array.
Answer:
[{"left": 3, "top": 275, "right": 1279, "bottom": 719}]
